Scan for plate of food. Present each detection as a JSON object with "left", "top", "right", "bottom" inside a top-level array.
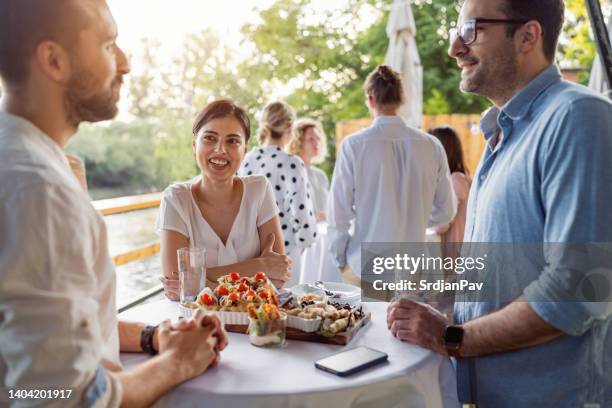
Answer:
[
  {"left": 178, "top": 271, "right": 278, "bottom": 325},
  {"left": 291, "top": 281, "right": 361, "bottom": 307},
  {"left": 180, "top": 273, "right": 370, "bottom": 344},
  {"left": 281, "top": 292, "right": 368, "bottom": 341}
]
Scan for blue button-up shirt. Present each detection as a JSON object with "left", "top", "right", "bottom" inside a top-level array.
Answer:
[{"left": 456, "top": 65, "right": 612, "bottom": 407}]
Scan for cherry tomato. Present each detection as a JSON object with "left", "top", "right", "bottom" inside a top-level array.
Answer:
[
  {"left": 230, "top": 272, "right": 240, "bottom": 282},
  {"left": 245, "top": 290, "right": 257, "bottom": 298},
  {"left": 237, "top": 283, "right": 248, "bottom": 293},
  {"left": 216, "top": 285, "right": 230, "bottom": 296},
  {"left": 255, "top": 272, "right": 266, "bottom": 282},
  {"left": 241, "top": 277, "right": 251, "bottom": 285},
  {"left": 199, "top": 293, "right": 215, "bottom": 306},
  {"left": 258, "top": 291, "right": 269, "bottom": 300},
  {"left": 228, "top": 292, "right": 239, "bottom": 303}
]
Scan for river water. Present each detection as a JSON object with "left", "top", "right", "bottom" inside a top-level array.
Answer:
[{"left": 105, "top": 207, "right": 164, "bottom": 306}]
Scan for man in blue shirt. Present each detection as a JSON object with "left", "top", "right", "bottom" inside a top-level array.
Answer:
[{"left": 387, "top": 0, "right": 612, "bottom": 406}]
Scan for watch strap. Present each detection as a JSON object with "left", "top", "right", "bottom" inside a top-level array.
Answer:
[
  {"left": 140, "top": 325, "right": 158, "bottom": 355},
  {"left": 443, "top": 325, "right": 464, "bottom": 359}
]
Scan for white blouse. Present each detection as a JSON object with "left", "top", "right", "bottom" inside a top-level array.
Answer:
[
  {"left": 306, "top": 165, "right": 329, "bottom": 215},
  {"left": 238, "top": 146, "right": 317, "bottom": 251},
  {"left": 156, "top": 175, "right": 278, "bottom": 268}
]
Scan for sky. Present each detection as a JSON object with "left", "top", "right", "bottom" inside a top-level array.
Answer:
[
  {"left": 105, "top": 0, "right": 378, "bottom": 112},
  {"left": 107, "top": 0, "right": 361, "bottom": 75},
  {"left": 107, "top": 0, "right": 272, "bottom": 72}
]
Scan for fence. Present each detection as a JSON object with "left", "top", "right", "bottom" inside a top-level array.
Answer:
[
  {"left": 335, "top": 114, "right": 486, "bottom": 175},
  {"left": 95, "top": 193, "right": 164, "bottom": 312}
]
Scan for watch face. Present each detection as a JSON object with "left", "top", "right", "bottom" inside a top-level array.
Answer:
[{"left": 445, "top": 326, "right": 464, "bottom": 345}]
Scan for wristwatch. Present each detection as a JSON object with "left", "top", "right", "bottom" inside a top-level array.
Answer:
[
  {"left": 140, "top": 325, "right": 158, "bottom": 355},
  {"left": 443, "top": 325, "right": 464, "bottom": 358}
]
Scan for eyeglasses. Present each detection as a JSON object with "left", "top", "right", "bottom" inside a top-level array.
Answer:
[{"left": 449, "top": 18, "right": 529, "bottom": 46}]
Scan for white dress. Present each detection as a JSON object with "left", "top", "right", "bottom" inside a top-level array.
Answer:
[
  {"left": 238, "top": 146, "right": 317, "bottom": 286},
  {"left": 306, "top": 165, "right": 329, "bottom": 215},
  {"left": 156, "top": 175, "right": 279, "bottom": 269}
]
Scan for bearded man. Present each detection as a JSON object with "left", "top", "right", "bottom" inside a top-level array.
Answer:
[{"left": 0, "top": 1, "right": 227, "bottom": 406}]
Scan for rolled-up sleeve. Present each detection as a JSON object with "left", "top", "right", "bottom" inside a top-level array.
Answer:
[
  {"left": 327, "top": 139, "right": 355, "bottom": 268},
  {"left": 0, "top": 184, "right": 122, "bottom": 407},
  {"left": 524, "top": 98, "right": 612, "bottom": 336}
]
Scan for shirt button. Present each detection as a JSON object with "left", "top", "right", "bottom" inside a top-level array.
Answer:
[{"left": 480, "top": 174, "right": 487, "bottom": 181}]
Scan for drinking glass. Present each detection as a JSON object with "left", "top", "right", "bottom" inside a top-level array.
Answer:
[{"left": 177, "top": 247, "right": 206, "bottom": 306}]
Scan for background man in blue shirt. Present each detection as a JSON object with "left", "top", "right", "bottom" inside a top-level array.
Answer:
[{"left": 387, "top": 0, "right": 612, "bottom": 406}]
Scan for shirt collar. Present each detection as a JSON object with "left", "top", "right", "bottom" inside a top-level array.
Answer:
[
  {"left": 479, "top": 64, "right": 562, "bottom": 141},
  {"left": 372, "top": 115, "right": 406, "bottom": 127},
  {"left": 501, "top": 64, "right": 562, "bottom": 121},
  {"left": 0, "top": 111, "right": 69, "bottom": 167},
  {"left": 480, "top": 106, "right": 501, "bottom": 142}
]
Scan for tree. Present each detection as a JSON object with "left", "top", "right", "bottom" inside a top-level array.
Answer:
[
  {"left": 560, "top": 0, "right": 599, "bottom": 84},
  {"left": 67, "top": 0, "right": 606, "bottom": 197}
]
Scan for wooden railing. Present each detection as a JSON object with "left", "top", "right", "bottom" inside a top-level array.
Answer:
[
  {"left": 94, "top": 192, "right": 163, "bottom": 265},
  {"left": 94, "top": 193, "right": 164, "bottom": 311},
  {"left": 93, "top": 192, "right": 162, "bottom": 216}
]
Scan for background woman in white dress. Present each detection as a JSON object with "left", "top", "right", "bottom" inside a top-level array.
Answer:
[
  {"left": 157, "top": 100, "right": 292, "bottom": 300},
  {"left": 287, "top": 118, "right": 329, "bottom": 221},
  {"left": 238, "top": 102, "right": 317, "bottom": 287},
  {"left": 287, "top": 118, "right": 340, "bottom": 282}
]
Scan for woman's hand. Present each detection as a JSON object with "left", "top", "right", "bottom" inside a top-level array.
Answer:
[
  {"left": 160, "top": 275, "right": 180, "bottom": 301},
  {"left": 257, "top": 233, "right": 292, "bottom": 285}
]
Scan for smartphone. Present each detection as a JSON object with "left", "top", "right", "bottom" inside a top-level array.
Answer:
[{"left": 315, "top": 346, "right": 388, "bottom": 377}]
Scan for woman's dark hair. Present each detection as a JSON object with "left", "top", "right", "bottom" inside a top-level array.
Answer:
[
  {"left": 428, "top": 126, "right": 468, "bottom": 175},
  {"left": 363, "top": 65, "right": 405, "bottom": 108},
  {"left": 192, "top": 99, "right": 251, "bottom": 143}
]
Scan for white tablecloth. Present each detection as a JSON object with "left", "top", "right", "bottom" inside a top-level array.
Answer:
[
  {"left": 119, "top": 301, "right": 459, "bottom": 408},
  {"left": 300, "top": 222, "right": 341, "bottom": 284}
]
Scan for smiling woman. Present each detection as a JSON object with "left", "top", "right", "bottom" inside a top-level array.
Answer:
[{"left": 156, "top": 99, "right": 293, "bottom": 300}]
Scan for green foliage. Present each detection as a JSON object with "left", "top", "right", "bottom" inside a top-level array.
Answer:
[
  {"left": 64, "top": 0, "right": 602, "bottom": 197},
  {"left": 560, "top": 0, "right": 598, "bottom": 84},
  {"left": 67, "top": 121, "right": 157, "bottom": 189}
]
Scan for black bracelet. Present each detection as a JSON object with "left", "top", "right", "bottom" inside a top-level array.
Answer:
[{"left": 140, "top": 325, "right": 158, "bottom": 355}]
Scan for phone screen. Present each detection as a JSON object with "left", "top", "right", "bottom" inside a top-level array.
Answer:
[{"left": 315, "top": 346, "right": 388, "bottom": 376}]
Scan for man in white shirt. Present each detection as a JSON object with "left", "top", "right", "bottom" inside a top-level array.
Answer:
[
  {"left": 0, "top": 1, "right": 227, "bottom": 406},
  {"left": 328, "top": 65, "right": 456, "bottom": 282}
]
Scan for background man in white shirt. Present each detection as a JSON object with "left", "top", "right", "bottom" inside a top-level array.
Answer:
[
  {"left": 0, "top": 0, "right": 227, "bottom": 406},
  {"left": 328, "top": 65, "right": 456, "bottom": 284}
]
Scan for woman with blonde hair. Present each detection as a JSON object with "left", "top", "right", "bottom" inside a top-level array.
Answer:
[
  {"left": 287, "top": 118, "right": 329, "bottom": 222},
  {"left": 238, "top": 101, "right": 317, "bottom": 287}
]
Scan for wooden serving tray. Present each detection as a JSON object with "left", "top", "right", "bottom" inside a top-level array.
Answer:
[{"left": 224, "top": 312, "right": 371, "bottom": 345}]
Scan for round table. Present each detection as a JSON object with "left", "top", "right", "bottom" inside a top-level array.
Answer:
[{"left": 119, "top": 301, "right": 459, "bottom": 408}]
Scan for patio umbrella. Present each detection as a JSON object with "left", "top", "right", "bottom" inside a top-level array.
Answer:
[
  {"left": 384, "top": 0, "right": 423, "bottom": 128},
  {"left": 588, "top": 9, "right": 612, "bottom": 97}
]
